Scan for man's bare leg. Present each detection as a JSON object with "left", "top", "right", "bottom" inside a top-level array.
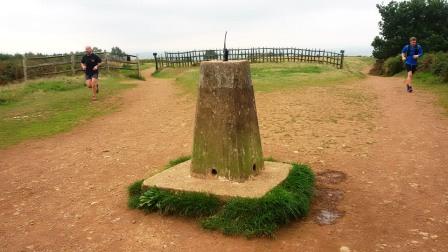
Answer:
[
  {"left": 86, "top": 79, "right": 92, "bottom": 88},
  {"left": 406, "top": 71, "right": 413, "bottom": 86},
  {"left": 91, "top": 78, "right": 98, "bottom": 100},
  {"left": 405, "top": 71, "right": 414, "bottom": 92}
]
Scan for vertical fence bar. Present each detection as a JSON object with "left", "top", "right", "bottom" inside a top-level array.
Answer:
[
  {"left": 153, "top": 53, "right": 159, "bottom": 71},
  {"left": 136, "top": 56, "right": 141, "bottom": 78},
  {"left": 340, "top": 50, "right": 345, "bottom": 69},
  {"left": 22, "top": 55, "right": 27, "bottom": 81},
  {"left": 105, "top": 52, "right": 110, "bottom": 73},
  {"left": 70, "top": 53, "right": 75, "bottom": 75}
]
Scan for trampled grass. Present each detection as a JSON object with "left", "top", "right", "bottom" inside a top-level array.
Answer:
[
  {"left": 201, "top": 163, "right": 314, "bottom": 238},
  {"left": 152, "top": 57, "right": 373, "bottom": 94},
  {"left": 0, "top": 75, "right": 137, "bottom": 148},
  {"left": 409, "top": 72, "right": 448, "bottom": 114},
  {"left": 129, "top": 159, "right": 315, "bottom": 238}
]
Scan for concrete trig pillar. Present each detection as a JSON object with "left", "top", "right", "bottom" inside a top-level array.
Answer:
[{"left": 191, "top": 60, "right": 264, "bottom": 182}]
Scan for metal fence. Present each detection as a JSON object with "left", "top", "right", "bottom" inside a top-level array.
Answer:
[{"left": 153, "top": 47, "right": 345, "bottom": 70}]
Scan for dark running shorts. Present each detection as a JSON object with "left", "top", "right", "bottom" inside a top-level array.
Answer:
[
  {"left": 406, "top": 64, "right": 417, "bottom": 74},
  {"left": 85, "top": 72, "right": 99, "bottom": 80}
]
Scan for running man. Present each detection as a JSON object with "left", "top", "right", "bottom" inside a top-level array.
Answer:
[
  {"left": 401, "top": 37, "right": 423, "bottom": 93},
  {"left": 81, "top": 46, "right": 102, "bottom": 100}
]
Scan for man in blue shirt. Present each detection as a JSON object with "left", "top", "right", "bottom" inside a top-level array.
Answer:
[{"left": 401, "top": 37, "right": 423, "bottom": 93}]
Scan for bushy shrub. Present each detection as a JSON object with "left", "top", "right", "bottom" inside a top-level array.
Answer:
[
  {"left": 383, "top": 55, "right": 403, "bottom": 76},
  {"left": 369, "top": 59, "right": 385, "bottom": 76},
  {"left": 417, "top": 53, "right": 435, "bottom": 72},
  {"left": 431, "top": 52, "right": 448, "bottom": 82},
  {"left": 0, "top": 59, "right": 23, "bottom": 85}
]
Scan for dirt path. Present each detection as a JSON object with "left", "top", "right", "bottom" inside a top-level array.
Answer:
[{"left": 0, "top": 69, "right": 447, "bottom": 251}]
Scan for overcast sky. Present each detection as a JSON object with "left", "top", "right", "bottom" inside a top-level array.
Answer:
[{"left": 0, "top": 0, "right": 387, "bottom": 56}]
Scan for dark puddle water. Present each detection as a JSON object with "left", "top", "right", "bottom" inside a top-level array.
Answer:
[
  {"left": 316, "top": 170, "right": 347, "bottom": 185},
  {"left": 312, "top": 170, "right": 348, "bottom": 225}
]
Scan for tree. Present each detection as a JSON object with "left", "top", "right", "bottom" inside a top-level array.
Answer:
[
  {"left": 110, "top": 46, "right": 126, "bottom": 57},
  {"left": 372, "top": 0, "right": 448, "bottom": 59}
]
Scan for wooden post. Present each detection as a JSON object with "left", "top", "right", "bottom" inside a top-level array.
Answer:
[
  {"left": 153, "top": 52, "right": 159, "bottom": 71},
  {"left": 136, "top": 56, "right": 141, "bottom": 78},
  {"left": 70, "top": 53, "right": 75, "bottom": 75},
  {"left": 340, "top": 50, "right": 345, "bottom": 69},
  {"left": 105, "top": 52, "right": 110, "bottom": 73},
  {"left": 22, "top": 55, "right": 27, "bottom": 81}
]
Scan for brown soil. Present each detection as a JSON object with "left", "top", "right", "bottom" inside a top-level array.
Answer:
[{"left": 1, "top": 70, "right": 447, "bottom": 251}]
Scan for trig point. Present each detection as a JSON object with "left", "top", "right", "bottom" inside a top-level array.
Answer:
[
  {"left": 143, "top": 60, "right": 290, "bottom": 199},
  {"left": 191, "top": 60, "right": 264, "bottom": 181}
]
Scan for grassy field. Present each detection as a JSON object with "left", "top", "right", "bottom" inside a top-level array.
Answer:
[
  {"left": 153, "top": 57, "right": 373, "bottom": 94},
  {"left": 396, "top": 71, "right": 448, "bottom": 114},
  {"left": 0, "top": 74, "right": 137, "bottom": 148}
]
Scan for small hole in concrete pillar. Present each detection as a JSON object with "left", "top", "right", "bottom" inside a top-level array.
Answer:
[
  {"left": 211, "top": 168, "right": 218, "bottom": 175},
  {"left": 252, "top": 164, "right": 256, "bottom": 171}
]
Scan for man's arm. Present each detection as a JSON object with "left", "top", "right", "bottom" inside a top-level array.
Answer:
[
  {"left": 401, "top": 45, "right": 407, "bottom": 61},
  {"left": 414, "top": 46, "right": 423, "bottom": 59},
  {"left": 80, "top": 56, "right": 86, "bottom": 70},
  {"left": 93, "top": 55, "right": 102, "bottom": 71}
]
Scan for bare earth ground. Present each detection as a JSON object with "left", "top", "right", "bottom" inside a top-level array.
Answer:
[{"left": 1, "top": 69, "right": 447, "bottom": 251}]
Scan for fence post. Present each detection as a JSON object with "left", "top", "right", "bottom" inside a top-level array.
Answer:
[
  {"left": 339, "top": 50, "right": 345, "bottom": 69},
  {"left": 136, "top": 56, "right": 141, "bottom": 79},
  {"left": 22, "top": 55, "right": 27, "bottom": 81},
  {"left": 105, "top": 52, "right": 110, "bottom": 73},
  {"left": 153, "top": 52, "right": 159, "bottom": 71},
  {"left": 70, "top": 53, "right": 75, "bottom": 75}
]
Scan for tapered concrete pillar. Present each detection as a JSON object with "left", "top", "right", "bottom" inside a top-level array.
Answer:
[{"left": 191, "top": 60, "right": 264, "bottom": 182}]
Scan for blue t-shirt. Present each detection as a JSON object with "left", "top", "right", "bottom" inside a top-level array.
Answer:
[{"left": 402, "top": 44, "right": 423, "bottom": 65}]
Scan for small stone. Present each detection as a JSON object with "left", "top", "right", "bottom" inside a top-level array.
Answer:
[
  {"left": 340, "top": 246, "right": 350, "bottom": 252},
  {"left": 411, "top": 240, "right": 419, "bottom": 244},
  {"left": 132, "top": 220, "right": 136, "bottom": 224},
  {"left": 430, "top": 235, "right": 438, "bottom": 239}
]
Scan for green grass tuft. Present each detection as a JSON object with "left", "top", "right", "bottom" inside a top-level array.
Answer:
[
  {"left": 138, "top": 188, "right": 222, "bottom": 217},
  {"left": 24, "top": 79, "right": 83, "bottom": 93},
  {"left": 129, "top": 160, "right": 315, "bottom": 238},
  {"left": 128, "top": 179, "right": 144, "bottom": 209},
  {"left": 165, "top": 155, "right": 191, "bottom": 169},
  {"left": 201, "top": 164, "right": 314, "bottom": 238},
  {"left": 411, "top": 72, "right": 448, "bottom": 114}
]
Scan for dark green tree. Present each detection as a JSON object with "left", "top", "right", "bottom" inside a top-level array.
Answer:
[
  {"left": 372, "top": 0, "right": 448, "bottom": 59},
  {"left": 110, "top": 46, "right": 126, "bottom": 57}
]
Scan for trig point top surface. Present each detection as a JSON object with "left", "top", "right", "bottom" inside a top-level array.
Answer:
[{"left": 199, "top": 60, "right": 252, "bottom": 89}]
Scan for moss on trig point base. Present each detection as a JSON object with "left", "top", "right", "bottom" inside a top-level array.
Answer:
[{"left": 191, "top": 60, "right": 264, "bottom": 181}]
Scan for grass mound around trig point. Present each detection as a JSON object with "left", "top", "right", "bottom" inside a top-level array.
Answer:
[{"left": 128, "top": 158, "right": 315, "bottom": 238}]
